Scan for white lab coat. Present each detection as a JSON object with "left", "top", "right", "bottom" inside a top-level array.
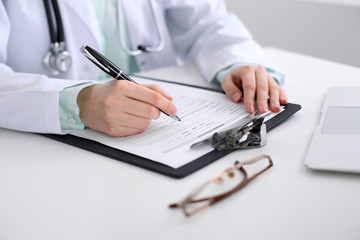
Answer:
[{"left": 0, "top": 0, "right": 283, "bottom": 134}]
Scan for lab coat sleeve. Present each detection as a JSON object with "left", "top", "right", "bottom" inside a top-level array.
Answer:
[
  {"left": 0, "top": 2, "right": 97, "bottom": 134},
  {"left": 0, "top": 72, "right": 97, "bottom": 133},
  {"left": 164, "top": 0, "right": 284, "bottom": 83}
]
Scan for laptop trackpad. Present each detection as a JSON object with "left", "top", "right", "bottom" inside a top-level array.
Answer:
[{"left": 322, "top": 106, "right": 360, "bottom": 135}]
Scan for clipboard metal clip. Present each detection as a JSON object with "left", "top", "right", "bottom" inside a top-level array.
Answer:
[{"left": 191, "top": 112, "right": 268, "bottom": 151}]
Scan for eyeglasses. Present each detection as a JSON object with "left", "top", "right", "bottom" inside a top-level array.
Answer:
[{"left": 169, "top": 154, "right": 273, "bottom": 217}]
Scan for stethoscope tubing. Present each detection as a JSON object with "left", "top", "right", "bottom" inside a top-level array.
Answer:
[
  {"left": 118, "top": 0, "right": 165, "bottom": 56},
  {"left": 43, "top": 0, "right": 65, "bottom": 44}
]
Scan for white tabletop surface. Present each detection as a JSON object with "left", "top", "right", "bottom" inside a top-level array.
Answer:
[{"left": 1, "top": 48, "right": 360, "bottom": 240}]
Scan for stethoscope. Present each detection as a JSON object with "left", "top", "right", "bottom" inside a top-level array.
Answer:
[
  {"left": 118, "top": 0, "right": 165, "bottom": 56},
  {"left": 43, "top": 0, "right": 71, "bottom": 76},
  {"left": 43, "top": 0, "right": 165, "bottom": 75}
]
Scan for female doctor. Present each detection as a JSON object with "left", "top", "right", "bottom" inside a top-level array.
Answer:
[{"left": 0, "top": 0, "right": 287, "bottom": 137}]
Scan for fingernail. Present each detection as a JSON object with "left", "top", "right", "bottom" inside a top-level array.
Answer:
[
  {"left": 273, "top": 101, "right": 280, "bottom": 109},
  {"left": 164, "top": 92, "right": 173, "bottom": 100},
  {"left": 281, "top": 96, "right": 288, "bottom": 104},
  {"left": 171, "top": 107, "right": 178, "bottom": 116},
  {"left": 259, "top": 105, "right": 268, "bottom": 112},
  {"left": 248, "top": 104, "right": 255, "bottom": 113},
  {"left": 232, "top": 92, "right": 241, "bottom": 102}
]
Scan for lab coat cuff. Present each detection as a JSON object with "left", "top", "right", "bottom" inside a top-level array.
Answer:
[{"left": 59, "top": 82, "right": 95, "bottom": 131}]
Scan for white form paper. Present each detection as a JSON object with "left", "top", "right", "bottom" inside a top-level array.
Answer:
[{"left": 71, "top": 77, "right": 251, "bottom": 169}]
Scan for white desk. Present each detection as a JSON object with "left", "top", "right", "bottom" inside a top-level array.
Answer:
[{"left": 1, "top": 48, "right": 360, "bottom": 240}]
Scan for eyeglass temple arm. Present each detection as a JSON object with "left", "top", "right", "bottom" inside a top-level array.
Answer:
[
  {"left": 169, "top": 155, "right": 273, "bottom": 208},
  {"left": 169, "top": 155, "right": 273, "bottom": 210}
]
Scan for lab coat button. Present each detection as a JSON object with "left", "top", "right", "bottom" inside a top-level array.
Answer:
[
  {"left": 67, "top": 117, "right": 76, "bottom": 125},
  {"left": 141, "top": 61, "right": 146, "bottom": 66}
]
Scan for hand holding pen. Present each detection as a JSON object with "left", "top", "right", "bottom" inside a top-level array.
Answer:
[
  {"left": 76, "top": 45, "right": 180, "bottom": 137},
  {"left": 80, "top": 45, "right": 180, "bottom": 122}
]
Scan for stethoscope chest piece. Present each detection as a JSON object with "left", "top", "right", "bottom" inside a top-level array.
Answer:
[{"left": 43, "top": 42, "right": 71, "bottom": 75}]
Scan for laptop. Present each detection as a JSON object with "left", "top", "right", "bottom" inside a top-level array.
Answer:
[{"left": 304, "top": 87, "right": 360, "bottom": 173}]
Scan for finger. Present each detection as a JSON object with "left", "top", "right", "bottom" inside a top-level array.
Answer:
[
  {"left": 96, "top": 88, "right": 161, "bottom": 120},
  {"left": 221, "top": 74, "right": 243, "bottom": 103},
  {"left": 111, "top": 113, "right": 153, "bottom": 130},
  {"left": 241, "top": 69, "right": 256, "bottom": 114},
  {"left": 143, "top": 84, "right": 173, "bottom": 101},
  {"left": 255, "top": 68, "right": 269, "bottom": 114},
  {"left": 121, "top": 99, "right": 161, "bottom": 119},
  {"left": 279, "top": 87, "right": 288, "bottom": 105},
  {"left": 105, "top": 125, "right": 147, "bottom": 138},
  {"left": 122, "top": 82, "right": 178, "bottom": 116},
  {"left": 100, "top": 111, "right": 153, "bottom": 136},
  {"left": 81, "top": 109, "right": 152, "bottom": 138},
  {"left": 128, "top": 85, "right": 177, "bottom": 116},
  {"left": 268, "top": 76, "right": 281, "bottom": 112}
]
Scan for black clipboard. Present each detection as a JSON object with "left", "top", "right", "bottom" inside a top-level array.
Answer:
[{"left": 42, "top": 76, "right": 301, "bottom": 179}]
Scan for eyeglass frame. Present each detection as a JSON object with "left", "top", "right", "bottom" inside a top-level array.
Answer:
[{"left": 169, "top": 154, "right": 273, "bottom": 217}]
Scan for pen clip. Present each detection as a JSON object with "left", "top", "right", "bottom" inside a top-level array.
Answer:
[{"left": 79, "top": 45, "right": 110, "bottom": 73}]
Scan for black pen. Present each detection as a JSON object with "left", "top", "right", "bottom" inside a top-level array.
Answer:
[{"left": 79, "top": 45, "right": 181, "bottom": 122}]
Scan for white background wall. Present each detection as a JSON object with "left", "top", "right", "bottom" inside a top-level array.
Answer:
[{"left": 224, "top": 0, "right": 360, "bottom": 68}]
